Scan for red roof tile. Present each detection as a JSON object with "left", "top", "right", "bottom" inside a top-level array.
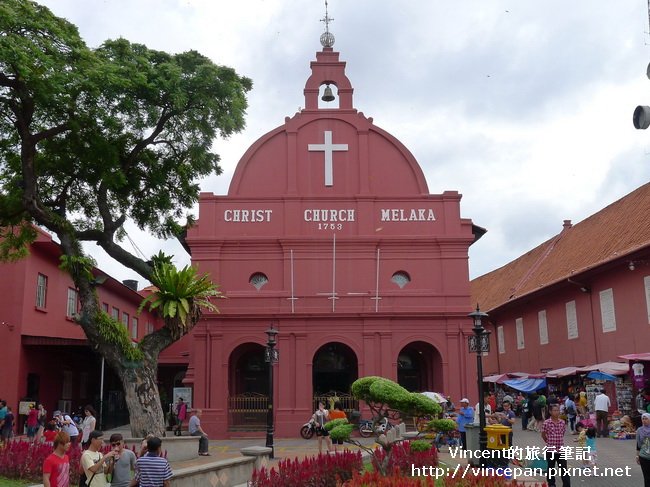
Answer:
[{"left": 471, "top": 182, "right": 650, "bottom": 311}]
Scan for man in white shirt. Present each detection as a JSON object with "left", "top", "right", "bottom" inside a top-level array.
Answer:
[
  {"left": 594, "top": 389, "right": 611, "bottom": 438},
  {"left": 474, "top": 395, "right": 492, "bottom": 424}
]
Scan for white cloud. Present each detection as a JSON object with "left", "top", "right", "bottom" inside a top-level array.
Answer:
[{"left": 37, "top": 0, "right": 650, "bottom": 282}]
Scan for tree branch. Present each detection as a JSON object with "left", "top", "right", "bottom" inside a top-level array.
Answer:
[
  {"left": 32, "top": 122, "right": 70, "bottom": 143},
  {"left": 126, "top": 109, "right": 174, "bottom": 166}
]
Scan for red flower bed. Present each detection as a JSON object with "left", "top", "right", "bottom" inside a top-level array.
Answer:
[
  {"left": 345, "top": 470, "right": 542, "bottom": 486},
  {"left": 251, "top": 450, "right": 363, "bottom": 487}
]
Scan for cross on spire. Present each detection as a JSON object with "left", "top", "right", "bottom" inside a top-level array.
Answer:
[{"left": 321, "top": 0, "right": 333, "bottom": 34}]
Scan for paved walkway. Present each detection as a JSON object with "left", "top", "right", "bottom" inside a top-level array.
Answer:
[{"left": 110, "top": 419, "right": 644, "bottom": 485}]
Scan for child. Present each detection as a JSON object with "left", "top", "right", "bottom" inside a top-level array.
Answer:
[
  {"left": 586, "top": 426, "right": 598, "bottom": 466},
  {"left": 574, "top": 422, "right": 588, "bottom": 465},
  {"left": 43, "top": 421, "right": 58, "bottom": 443}
]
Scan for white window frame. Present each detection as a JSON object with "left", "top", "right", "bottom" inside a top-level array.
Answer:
[
  {"left": 538, "top": 309, "right": 549, "bottom": 345},
  {"left": 132, "top": 317, "right": 138, "bottom": 339},
  {"left": 122, "top": 311, "right": 129, "bottom": 328},
  {"left": 515, "top": 317, "right": 525, "bottom": 350},
  {"left": 599, "top": 288, "right": 616, "bottom": 333},
  {"left": 36, "top": 273, "right": 48, "bottom": 308},
  {"left": 146, "top": 322, "right": 154, "bottom": 334},
  {"left": 66, "top": 288, "right": 78, "bottom": 318},
  {"left": 497, "top": 325, "right": 505, "bottom": 354},
  {"left": 566, "top": 300, "right": 578, "bottom": 339},
  {"left": 112, "top": 307, "right": 119, "bottom": 321},
  {"left": 644, "top": 275, "right": 650, "bottom": 325}
]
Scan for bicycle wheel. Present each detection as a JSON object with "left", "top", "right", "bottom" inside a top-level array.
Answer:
[
  {"left": 359, "top": 423, "right": 373, "bottom": 438},
  {"left": 300, "top": 425, "right": 314, "bottom": 439}
]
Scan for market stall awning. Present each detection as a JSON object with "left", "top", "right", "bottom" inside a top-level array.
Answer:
[
  {"left": 618, "top": 352, "right": 650, "bottom": 362},
  {"left": 545, "top": 366, "right": 579, "bottom": 378},
  {"left": 575, "top": 361, "right": 628, "bottom": 376},
  {"left": 483, "top": 373, "right": 511, "bottom": 383},
  {"left": 504, "top": 378, "right": 547, "bottom": 392},
  {"left": 509, "top": 372, "right": 547, "bottom": 379},
  {"left": 586, "top": 371, "right": 618, "bottom": 381}
]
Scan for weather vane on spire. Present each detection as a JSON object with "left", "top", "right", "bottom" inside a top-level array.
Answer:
[{"left": 320, "top": 0, "right": 335, "bottom": 48}]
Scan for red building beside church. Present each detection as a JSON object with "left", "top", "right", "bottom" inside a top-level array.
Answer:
[{"left": 176, "top": 34, "right": 481, "bottom": 438}]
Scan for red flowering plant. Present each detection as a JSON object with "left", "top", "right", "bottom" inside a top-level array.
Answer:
[
  {"left": 251, "top": 450, "right": 363, "bottom": 487},
  {"left": 344, "top": 469, "right": 542, "bottom": 487},
  {"left": 371, "top": 440, "right": 438, "bottom": 476}
]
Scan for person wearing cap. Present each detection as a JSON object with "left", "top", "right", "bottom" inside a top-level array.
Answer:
[
  {"left": 55, "top": 411, "right": 79, "bottom": 445},
  {"left": 80, "top": 430, "right": 118, "bottom": 487},
  {"left": 455, "top": 398, "right": 474, "bottom": 449}
]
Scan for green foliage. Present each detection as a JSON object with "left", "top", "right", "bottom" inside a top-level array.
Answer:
[
  {"left": 96, "top": 312, "right": 144, "bottom": 362},
  {"left": 406, "top": 392, "right": 442, "bottom": 418},
  {"left": 59, "top": 254, "right": 96, "bottom": 282},
  {"left": 0, "top": 0, "right": 252, "bottom": 247},
  {"left": 329, "top": 423, "right": 354, "bottom": 442},
  {"left": 427, "top": 418, "right": 457, "bottom": 433},
  {"left": 138, "top": 263, "right": 222, "bottom": 329},
  {"left": 408, "top": 439, "right": 434, "bottom": 453},
  {"left": 351, "top": 376, "right": 441, "bottom": 418},
  {"left": 0, "top": 224, "right": 36, "bottom": 262},
  {"left": 323, "top": 418, "right": 348, "bottom": 431}
]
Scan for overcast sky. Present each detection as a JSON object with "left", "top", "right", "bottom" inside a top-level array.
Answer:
[{"left": 37, "top": 0, "right": 650, "bottom": 285}]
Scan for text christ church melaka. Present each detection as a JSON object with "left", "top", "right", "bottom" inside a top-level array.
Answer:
[{"left": 170, "top": 22, "right": 482, "bottom": 438}]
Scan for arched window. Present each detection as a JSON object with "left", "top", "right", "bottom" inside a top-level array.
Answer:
[
  {"left": 249, "top": 272, "right": 269, "bottom": 290},
  {"left": 391, "top": 271, "right": 411, "bottom": 289}
]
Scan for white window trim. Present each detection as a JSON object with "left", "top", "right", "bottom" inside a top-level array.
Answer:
[
  {"left": 538, "top": 309, "right": 549, "bottom": 345},
  {"left": 36, "top": 273, "right": 48, "bottom": 308},
  {"left": 66, "top": 288, "right": 78, "bottom": 318},
  {"left": 566, "top": 300, "right": 578, "bottom": 340},
  {"left": 515, "top": 317, "right": 525, "bottom": 350},
  {"left": 644, "top": 275, "right": 650, "bottom": 325},
  {"left": 497, "top": 325, "right": 505, "bottom": 354},
  {"left": 599, "top": 288, "right": 616, "bottom": 333}
]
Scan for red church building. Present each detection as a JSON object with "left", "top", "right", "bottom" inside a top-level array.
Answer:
[{"left": 178, "top": 32, "right": 481, "bottom": 438}]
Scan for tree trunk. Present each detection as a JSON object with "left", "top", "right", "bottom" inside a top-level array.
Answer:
[{"left": 117, "top": 358, "right": 166, "bottom": 438}]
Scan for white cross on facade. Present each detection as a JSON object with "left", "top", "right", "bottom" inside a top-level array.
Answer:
[{"left": 308, "top": 130, "right": 348, "bottom": 186}]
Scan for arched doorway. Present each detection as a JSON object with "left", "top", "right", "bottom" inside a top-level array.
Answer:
[
  {"left": 397, "top": 341, "right": 443, "bottom": 393},
  {"left": 228, "top": 343, "right": 268, "bottom": 430},
  {"left": 312, "top": 342, "right": 359, "bottom": 412}
]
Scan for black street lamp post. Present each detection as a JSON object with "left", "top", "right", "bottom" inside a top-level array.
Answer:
[
  {"left": 265, "top": 326, "right": 279, "bottom": 458},
  {"left": 468, "top": 305, "right": 490, "bottom": 462}
]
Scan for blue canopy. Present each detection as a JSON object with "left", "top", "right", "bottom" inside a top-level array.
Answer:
[
  {"left": 504, "top": 378, "right": 547, "bottom": 392},
  {"left": 586, "top": 371, "right": 618, "bottom": 381}
]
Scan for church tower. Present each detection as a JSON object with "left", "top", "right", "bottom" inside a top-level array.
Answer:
[{"left": 178, "top": 5, "right": 479, "bottom": 438}]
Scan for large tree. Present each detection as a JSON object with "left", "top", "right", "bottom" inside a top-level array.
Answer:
[{"left": 0, "top": 0, "right": 252, "bottom": 435}]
